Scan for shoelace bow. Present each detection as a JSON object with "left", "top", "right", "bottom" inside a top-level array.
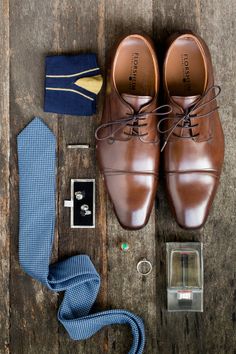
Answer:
[
  {"left": 157, "top": 85, "right": 221, "bottom": 151},
  {"left": 95, "top": 104, "right": 172, "bottom": 143}
]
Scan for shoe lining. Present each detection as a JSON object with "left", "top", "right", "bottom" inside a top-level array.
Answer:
[
  {"left": 113, "top": 36, "right": 156, "bottom": 97},
  {"left": 165, "top": 37, "right": 206, "bottom": 96}
]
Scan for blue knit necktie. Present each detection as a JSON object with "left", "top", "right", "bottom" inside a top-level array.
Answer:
[{"left": 17, "top": 117, "right": 145, "bottom": 354}]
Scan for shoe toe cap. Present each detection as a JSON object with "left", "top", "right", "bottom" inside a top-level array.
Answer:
[
  {"left": 166, "top": 172, "right": 218, "bottom": 229},
  {"left": 105, "top": 174, "right": 157, "bottom": 230}
]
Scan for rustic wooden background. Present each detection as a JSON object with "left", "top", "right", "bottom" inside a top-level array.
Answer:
[{"left": 0, "top": 0, "right": 235, "bottom": 353}]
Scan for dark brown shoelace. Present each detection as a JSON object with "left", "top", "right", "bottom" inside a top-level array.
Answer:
[
  {"left": 95, "top": 104, "right": 172, "bottom": 143},
  {"left": 157, "top": 85, "right": 221, "bottom": 151},
  {"left": 95, "top": 85, "right": 221, "bottom": 149}
]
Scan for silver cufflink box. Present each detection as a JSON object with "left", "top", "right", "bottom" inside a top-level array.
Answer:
[{"left": 64, "top": 179, "right": 95, "bottom": 228}]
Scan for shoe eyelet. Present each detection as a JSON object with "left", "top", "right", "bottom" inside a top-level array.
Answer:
[{"left": 107, "top": 137, "right": 115, "bottom": 144}]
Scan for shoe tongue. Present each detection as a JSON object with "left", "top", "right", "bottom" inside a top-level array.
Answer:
[
  {"left": 121, "top": 93, "right": 152, "bottom": 111},
  {"left": 171, "top": 95, "right": 201, "bottom": 109}
]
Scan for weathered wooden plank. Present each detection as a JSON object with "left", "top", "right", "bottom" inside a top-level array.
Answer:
[
  {"left": 153, "top": 3, "right": 204, "bottom": 352},
  {"left": 153, "top": 0, "right": 236, "bottom": 353},
  {"left": 0, "top": 1, "right": 10, "bottom": 353},
  {"left": 104, "top": 1, "right": 158, "bottom": 353},
  {"left": 153, "top": 1, "right": 208, "bottom": 353},
  {"left": 56, "top": 1, "right": 107, "bottom": 353},
  {"left": 9, "top": 1, "right": 59, "bottom": 353},
  {"left": 199, "top": 1, "right": 236, "bottom": 353},
  {"left": 4, "top": 0, "right": 236, "bottom": 353}
]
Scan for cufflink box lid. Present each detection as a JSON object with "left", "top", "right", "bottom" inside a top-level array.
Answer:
[{"left": 64, "top": 179, "right": 95, "bottom": 228}]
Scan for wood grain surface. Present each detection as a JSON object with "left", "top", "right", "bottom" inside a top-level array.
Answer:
[
  {"left": 0, "top": 1, "right": 9, "bottom": 353},
  {"left": 9, "top": 2, "right": 59, "bottom": 353},
  {"left": 0, "top": 0, "right": 235, "bottom": 353}
]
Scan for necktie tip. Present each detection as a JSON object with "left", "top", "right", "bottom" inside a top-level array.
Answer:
[{"left": 17, "top": 117, "right": 56, "bottom": 145}]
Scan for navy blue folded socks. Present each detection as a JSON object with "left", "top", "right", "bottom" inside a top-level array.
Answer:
[{"left": 44, "top": 54, "right": 103, "bottom": 116}]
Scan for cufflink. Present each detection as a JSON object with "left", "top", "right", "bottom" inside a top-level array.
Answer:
[
  {"left": 81, "top": 210, "right": 92, "bottom": 216},
  {"left": 80, "top": 204, "right": 92, "bottom": 216},
  {"left": 75, "top": 191, "right": 84, "bottom": 200},
  {"left": 64, "top": 179, "right": 95, "bottom": 228}
]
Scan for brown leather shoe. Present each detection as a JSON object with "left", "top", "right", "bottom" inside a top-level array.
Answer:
[
  {"left": 159, "top": 32, "right": 224, "bottom": 229},
  {"left": 95, "top": 34, "right": 160, "bottom": 230}
]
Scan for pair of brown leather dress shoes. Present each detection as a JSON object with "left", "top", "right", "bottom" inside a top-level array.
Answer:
[{"left": 95, "top": 32, "right": 224, "bottom": 230}]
